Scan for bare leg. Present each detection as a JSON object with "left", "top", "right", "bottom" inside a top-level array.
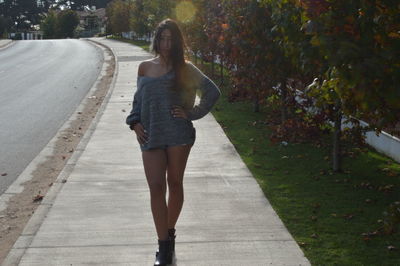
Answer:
[
  {"left": 142, "top": 149, "right": 169, "bottom": 241},
  {"left": 166, "top": 145, "right": 192, "bottom": 229}
]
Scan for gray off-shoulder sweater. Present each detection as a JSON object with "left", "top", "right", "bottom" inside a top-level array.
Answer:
[{"left": 126, "top": 62, "right": 221, "bottom": 150}]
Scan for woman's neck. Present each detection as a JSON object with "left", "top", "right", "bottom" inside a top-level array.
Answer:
[{"left": 158, "top": 55, "right": 172, "bottom": 68}]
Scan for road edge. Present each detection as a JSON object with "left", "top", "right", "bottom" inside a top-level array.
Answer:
[{"left": 1, "top": 39, "right": 119, "bottom": 266}]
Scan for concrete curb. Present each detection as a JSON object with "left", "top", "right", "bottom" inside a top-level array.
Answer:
[
  {"left": 1, "top": 40, "right": 118, "bottom": 266},
  {"left": 0, "top": 40, "right": 15, "bottom": 50}
]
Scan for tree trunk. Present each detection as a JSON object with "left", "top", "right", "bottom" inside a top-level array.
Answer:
[
  {"left": 220, "top": 58, "right": 224, "bottom": 85},
  {"left": 211, "top": 52, "right": 215, "bottom": 77},
  {"left": 253, "top": 94, "right": 260, "bottom": 113},
  {"left": 332, "top": 99, "right": 342, "bottom": 172},
  {"left": 281, "top": 80, "right": 288, "bottom": 123}
]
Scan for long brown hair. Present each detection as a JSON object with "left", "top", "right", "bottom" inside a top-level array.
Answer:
[{"left": 151, "top": 18, "right": 187, "bottom": 90}]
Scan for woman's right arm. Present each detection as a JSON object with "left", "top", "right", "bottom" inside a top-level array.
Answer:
[{"left": 126, "top": 62, "right": 148, "bottom": 144}]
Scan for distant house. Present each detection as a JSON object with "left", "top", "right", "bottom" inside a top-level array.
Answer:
[{"left": 76, "top": 7, "right": 106, "bottom": 37}]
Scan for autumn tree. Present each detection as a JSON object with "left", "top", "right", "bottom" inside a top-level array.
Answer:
[{"left": 106, "top": 0, "right": 131, "bottom": 36}]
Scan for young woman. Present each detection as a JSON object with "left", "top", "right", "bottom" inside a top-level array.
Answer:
[{"left": 126, "top": 19, "right": 221, "bottom": 265}]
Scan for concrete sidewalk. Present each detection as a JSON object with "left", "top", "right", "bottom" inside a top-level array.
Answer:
[{"left": 3, "top": 37, "right": 310, "bottom": 265}]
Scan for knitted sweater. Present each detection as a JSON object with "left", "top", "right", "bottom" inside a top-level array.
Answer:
[{"left": 126, "top": 62, "right": 221, "bottom": 150}]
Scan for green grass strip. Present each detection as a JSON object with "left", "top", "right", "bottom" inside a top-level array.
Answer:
[
  {"left": 209, "top": 75, "right": 400, "bottom": 265},
  {"left": 108, "top": 36, "right": 150, "bottom": 52}
]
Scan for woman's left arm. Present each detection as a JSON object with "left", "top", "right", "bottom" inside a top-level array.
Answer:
[{"left": 186, "top": 62, "right": 221, "bottom": 121}]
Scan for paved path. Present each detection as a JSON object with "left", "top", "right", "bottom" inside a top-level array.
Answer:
[{"left": 3, "top": 37, "right": 310, "bottom": 265}]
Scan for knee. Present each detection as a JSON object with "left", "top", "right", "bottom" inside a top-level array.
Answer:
[
  {"left": 168, "top": 179, "right": 183, "bottom": 193},
  {"left": 148, "top": 181, "right": 166, "bottom": 197}
]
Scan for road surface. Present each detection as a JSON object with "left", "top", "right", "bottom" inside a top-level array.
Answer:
[{"left": 0, "top": 39, "right": 103, "bottom": 195}]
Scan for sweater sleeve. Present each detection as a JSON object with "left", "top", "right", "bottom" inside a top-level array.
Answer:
[
  {"left": 125, "top": 77, "right": 142, "bottom": 129},
  {"left": 186, "top": 62, "right": 221, "bottom": 121}
]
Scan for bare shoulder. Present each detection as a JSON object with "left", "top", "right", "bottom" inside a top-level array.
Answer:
[
  {"left": 138, "top": 59, "right": 153, "bottom": 76},
  {"left": 138, "top": 58, "right": 158, "bottom": 76}
]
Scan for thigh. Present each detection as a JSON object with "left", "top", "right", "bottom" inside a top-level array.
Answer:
[
  {"left": 142, "top": 149, "right": 168, "bottom": 187},
  {"left": 166, "top": 145, "right": 192, "bottom": 183}
]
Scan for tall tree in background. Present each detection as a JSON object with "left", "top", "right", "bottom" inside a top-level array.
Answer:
[
  {"left": 142, "top": 0, "right": 175, "bottom": 32},
  {"left": 106, "top": 0, "right": 130, "bottom": 36},
  {"left": 56, "top": 9, "right": 79, "bottom": 38},
  {"left": 129, "top": 0, "right": 150, "bottom": 38},
  {"left": 55, "top": 0, "right": 112, "bottom": 10},
  {"left": 40, "top": 9, "right": 57, "bottom": 38},
  {"left": 0, "top": 15, "right": 7, "bottom": 37},
  {"left": 40, "top": 9, "right": 79, "bottom": 38},
  {"left": 0, "top": 0, "right": 53, "bottom": 31}
]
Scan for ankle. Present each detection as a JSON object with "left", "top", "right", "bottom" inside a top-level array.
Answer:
[{"left": 168, "top": 228, "right": 176, "bottom": 236}]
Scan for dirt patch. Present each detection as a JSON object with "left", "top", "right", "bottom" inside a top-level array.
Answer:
[{"left": 0, "top": 42, "right": 115, "bottom": 263}]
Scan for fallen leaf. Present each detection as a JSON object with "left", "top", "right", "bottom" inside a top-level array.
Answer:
[
  {"left": 61, "top": 155, "right": 66, "bottom": 160},
  {"left": 122, "top": 109, "right": 126, "bottom": 112},
  {"left": 1, "top": 173, "right": 7, "bottom": 176},
  {"left": 343, "top": 213, "right": 355, "bottom": 220},
  {"left": 33, "top": 194, "right": 43, "bottom": 202},
  {"left": 281, "top": 156, "right": 289, "bottom": 159},
  {"left": 365, "top": 199, "right": 372, "bottom": 203},
  {"left": 61, "top": 179, "right": 67, "bottom": 183},
  {"left": 311, "top": 233, "right": 318, "bottom": 239},
  {"left": 310, "top": 215, "right": 318, "bottom": 221},
  {"left": 387, "top": 245, "right": 396, "bottom": 251},
  {"left": 387, "top": 171, "right": 397, "bottom": 177},
  {"left": 312, "top": 203, "right": 321, "bottom": 208},
  {"left": 363, "top": 236, "right": 371, "bottom": 242},
  {"left": 298, "top": 241, "right": 307, "bottom": 247}
]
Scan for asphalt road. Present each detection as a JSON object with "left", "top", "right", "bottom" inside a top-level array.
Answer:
[{"left": 0, "top": 39, "right": 103, "bottom": 196}]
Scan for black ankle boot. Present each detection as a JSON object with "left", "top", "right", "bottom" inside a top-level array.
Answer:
[
  {"left": 156, "top": 229, "right": 176, "bottom": 257},
  {"left": 168, "top": 228, "right": 176, "bottom": 255},
  {"left": 154, "top": 239, "right": 172, "bottom": 266}
]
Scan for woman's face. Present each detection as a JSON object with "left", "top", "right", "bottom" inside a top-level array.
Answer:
[{"left": 159, "top": 29, "right": 172, "bottom": 58}]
